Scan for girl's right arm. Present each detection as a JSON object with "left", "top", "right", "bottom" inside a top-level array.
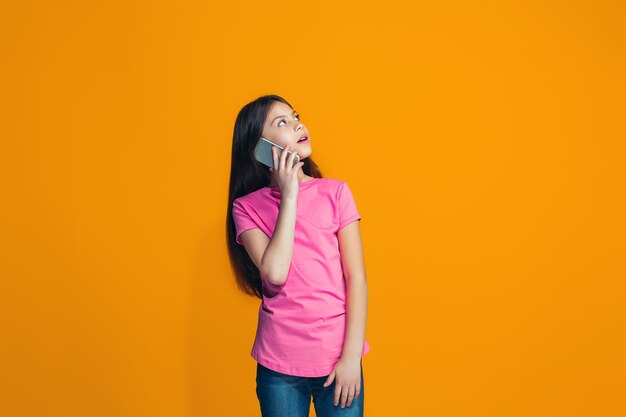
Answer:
[
  {"left": 260, "top": 192, "right": 297, "bottom": 285},
  {"left": 240, "top": 145, "right": 304, "bottom": 286}
]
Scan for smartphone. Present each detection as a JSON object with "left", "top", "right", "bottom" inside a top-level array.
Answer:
[{"left": 254, "top": 137, "right": 300, "bottom": 169}]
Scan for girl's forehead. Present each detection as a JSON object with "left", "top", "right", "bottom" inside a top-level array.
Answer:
[{"left": 265, "top": 103, "right": 295, "bottom": 126}]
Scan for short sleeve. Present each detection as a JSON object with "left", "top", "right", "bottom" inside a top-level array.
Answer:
[
  {"left": 232, "top": 199, "right": 260, "bottom": 245},
  {"left": 337, "top": 182, "right": 361, "bottom": 230}
]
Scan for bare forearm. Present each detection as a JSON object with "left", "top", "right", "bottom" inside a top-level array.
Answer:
[
  {"left": 261, "top": 196, "right": 297, "bottom": 285},
  {"left": 341, "top": 278, "right": 368, "bottom": 360}
]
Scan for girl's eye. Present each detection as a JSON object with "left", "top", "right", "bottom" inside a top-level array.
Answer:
[{"left": 278, "top": 114, "right": 300, "bottom": 126}]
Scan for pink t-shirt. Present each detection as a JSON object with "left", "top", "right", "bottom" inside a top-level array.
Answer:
[{"left": 232, "top": 177, "right": 370, "bottom": 377}]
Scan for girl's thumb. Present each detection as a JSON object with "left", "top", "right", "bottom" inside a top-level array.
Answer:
[
  {"left": 323, "top": 370, "right": 335, "bottom": 387},
  {"left": 269, "top": 168, "right": 273, "bottom": 172}
]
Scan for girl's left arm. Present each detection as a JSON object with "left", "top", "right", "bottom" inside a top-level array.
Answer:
[
  {"left": 337, "top": 220, "right": 368, "bottom": 361},
  {"left": 322, "top": 220, "right": 368, "bottom": 407}
]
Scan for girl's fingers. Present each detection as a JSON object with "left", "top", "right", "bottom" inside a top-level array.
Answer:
[
  {"left": 289, "top": 150, "right": 298, "bottom": 172},
  {"left": 272, "top": 147, "right": 278, "bottom": 172},
  {"left": 272, "top": 144, "right": 302, "bottom": 177},
  {"left": 279, "top": 144, "right": 289, "bottom": 172},
  {"left": 346, "top": 385, "right": 355, "bottom": 407},
  {"left": 341, "top": 386, "right": 349, "bottom": 407},
  {"left": 334, "top": 385, "right": 341, "bottom": 406}
]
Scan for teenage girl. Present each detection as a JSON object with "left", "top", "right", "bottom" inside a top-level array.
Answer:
[{"left": 227, "top": 94, "right": 370, "bottom": 417}]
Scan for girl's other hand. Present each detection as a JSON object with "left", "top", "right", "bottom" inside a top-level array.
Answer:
[
  {"left": 322, "top": 356, "right": 362, "bottom": 408},
  {"left": 269, "top": 144, "right": 304, "bottom": 199}
]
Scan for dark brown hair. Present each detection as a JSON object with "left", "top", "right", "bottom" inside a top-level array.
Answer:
[{"left": 226, "top": 94, "right": 323, "bottom": 299}]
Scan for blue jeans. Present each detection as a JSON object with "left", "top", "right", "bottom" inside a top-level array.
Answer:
[{"left": 255, "top": 360, "right": 364, "bottom": 417}]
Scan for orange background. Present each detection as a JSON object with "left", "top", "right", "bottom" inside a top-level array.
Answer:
[{"left": 1, "top": 1, "right": 625, "bottom": 416}]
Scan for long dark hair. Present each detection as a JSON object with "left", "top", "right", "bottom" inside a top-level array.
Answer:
[{"left": 226, "top": 94, "right": 323, "bottom": 299}]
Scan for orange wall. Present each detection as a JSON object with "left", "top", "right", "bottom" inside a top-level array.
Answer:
[{"left": 1, "top": 1, "right": 625, "bottom": 416}]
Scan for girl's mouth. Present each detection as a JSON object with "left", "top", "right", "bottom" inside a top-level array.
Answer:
[{"left": 297, "top": 136, "right": 309, "bottom": 143}]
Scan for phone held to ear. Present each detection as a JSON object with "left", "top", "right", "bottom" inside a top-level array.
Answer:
[{"left": 254, "top": 137, "right": 300, "bottom": 169}]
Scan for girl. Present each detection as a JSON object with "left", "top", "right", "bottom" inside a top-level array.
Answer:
[{"left": 226, "top": 94, "right": 370, "bottom": 417}]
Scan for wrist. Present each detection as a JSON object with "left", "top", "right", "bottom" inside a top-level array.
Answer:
[{"left": 280, "top": 195, "right": 297, "bottom": 205}]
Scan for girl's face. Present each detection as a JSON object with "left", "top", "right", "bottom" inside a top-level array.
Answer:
[{"left": 261, "top": 101, "right": 311, "bottom": 160}]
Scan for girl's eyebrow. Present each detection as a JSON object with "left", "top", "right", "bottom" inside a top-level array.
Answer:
[{"left": 270, "top": 110, "right": 297, "bottom": 124}]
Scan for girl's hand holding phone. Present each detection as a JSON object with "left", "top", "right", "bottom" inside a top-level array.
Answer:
[{"left": 269, "top": 144, "right": 304, "bottom": 199}]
